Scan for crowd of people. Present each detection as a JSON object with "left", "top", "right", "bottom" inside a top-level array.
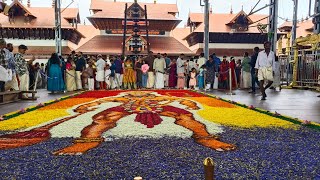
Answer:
[
  {"left": 0, "top": 38, "right": 282, "bottom": 100},
  {"left": 0, "top": 39, "right": 44, "bottom": 98}
]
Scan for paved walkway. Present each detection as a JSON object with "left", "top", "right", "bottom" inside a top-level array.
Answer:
[
  {"left": 0, "top": 89, "right": 76, "bottom": 115},
  {"left": 0, "top": 89, "right": 319, "bottom": 123},
  {"left": 207, "top": 89, "right": 320, "bottom": 123}
]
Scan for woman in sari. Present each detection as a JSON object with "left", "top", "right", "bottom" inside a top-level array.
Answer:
[
  {"left": 47, "top": 53, "right": 65, "bottom": 93},
  {"left": 205, "top": 56, "right": 216, "bottom": 90},
  {"left": 135, "top": 57, "right": 143, "bottom": 89},
  {"left": 168, "top": 59, "right": 177, "bottom": 88},
  {"left": 219, "top": 56, "right": 229, "bottom": 89},
  {"left": 229, "top": 57, "right": 237, "bottom": 89},
  {"left": 123, "top": 57, "right": 136, "bottom": 89},
  {"left": 65, "top": 56, "right": 76, "bottom": 91}
]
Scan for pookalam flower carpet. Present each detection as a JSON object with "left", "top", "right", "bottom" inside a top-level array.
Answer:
[{"left": 0, "top": 90, "right": 319, "bottom": 179}]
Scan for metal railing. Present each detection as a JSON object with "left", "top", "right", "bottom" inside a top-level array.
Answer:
[{"left": 279, "top": 50, "right": 320, "bottom": 89}]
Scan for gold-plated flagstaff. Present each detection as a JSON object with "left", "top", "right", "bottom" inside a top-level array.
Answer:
[{"left": 203, "top": 157, "right": 214, "bottom": 180}]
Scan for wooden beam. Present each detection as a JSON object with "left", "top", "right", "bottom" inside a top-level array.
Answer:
[
  {"left": 96, "top": 19, "right": 103, "bottom": 30},
  {"left": 7, "top": 29, "right": 12, "bottom": 38},
  {"left": 40, "top": 29, "right": 45, "bottom": 39},
  {"left": 18, "top": 29, "right": 23, "bottom": 39},
  {"left": 35, "top": 29, "right": 40, "bottom": 39},
  {"left": 13, "top": 29, "right": 18, "bottom": 38},
  {"left": 49, "top": 29, "right": 55, "bottom": 39},
  {"left": 29, "top": 28, "right": 34, "bottom": 39}
]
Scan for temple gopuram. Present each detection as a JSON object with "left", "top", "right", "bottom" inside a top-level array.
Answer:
[
  {"left": 77, "top": 0, "right": 193, "bottom": 56},
  {"left": 0, "top": 0, "right": 83, "bottom": 57},
  {"left": 180, "top": 9, "right": 274, "bottom": 57}
]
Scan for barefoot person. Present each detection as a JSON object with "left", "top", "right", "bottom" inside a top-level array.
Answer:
[
  {"left": 15, "top": 45, "right": 34, "bottom": 97},
  {"left": 255, "top": 41, "right": 275, "bottom": 100},
  {"left": 153, "top": 53, "right": 166, "bottom": 89},
  {"left": 96, "top": 54, "right": 106, "bottom": 90}
]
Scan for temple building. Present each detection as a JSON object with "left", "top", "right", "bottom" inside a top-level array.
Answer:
[
  {"left": 176, "top": 9, "right": 273, "bottom": 57},
  {"left": 0, "top": 0, "right": 83, "bottom": 58},
  {"left": 277, "top": 19, "right": 314, "bottom": 55},
  {"left": 76, "top": 0, "right": 193, "bottom": 56}
]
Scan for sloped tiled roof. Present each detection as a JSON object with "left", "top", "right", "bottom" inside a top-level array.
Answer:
[
  {"left": 76, "top": 35, "right": 193, "bottom": 55},
  {"left": 279, "top": 20, "right": 313, "bottom": 37},
  {"left": 188, "top": 12, "right": 268, "bottom": 34},
  {"left": 0, "top": 5, "right": 79, "bottom": 28},
  {"left": 171, "top": 28, "right": 192, "bottom": 50},
  {"left": 89, "top": 0, "right": 179, "bottom": 21},
  {"left": 76, "top": 25, "right": 100, "bottom": 47}
]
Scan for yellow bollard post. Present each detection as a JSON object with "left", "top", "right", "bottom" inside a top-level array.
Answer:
[
  {"left": 286, "top": 32, "right": 291, "bottom": 56},
  {"left": 203, "top": 157, "right": 214, "bottom": 180},
  {"left": 290, "top": 41, "right": 299, "bottom": 87}
]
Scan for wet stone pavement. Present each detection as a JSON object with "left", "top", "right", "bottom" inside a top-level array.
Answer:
[
  {"left": 206, "top": 88, "right": 320, "bottom": 123},
  {"left": 0, "top": 89, "right": 319, "bottom": 123}
]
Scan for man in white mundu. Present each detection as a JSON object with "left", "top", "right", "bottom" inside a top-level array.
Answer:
[
  {"left": 153, "top": 53, "right": 166, "bottom": 89},
  {"left": 255, "top": 41, "right": 275, "bottom": 100},
  {"left": 15, "top": 45, "right": 34, "bottom": 97},
  {"left": 95, "top": 54, "right": 106, "bottom": 90},
  {"left": 144, "top": 51, "right": 155, "bottom": 88}
]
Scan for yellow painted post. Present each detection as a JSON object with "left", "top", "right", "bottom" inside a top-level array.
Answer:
[
  {"left": 290, "top": 40, "right": 299, "bottom": 86},
  {"left": 286, "top": 32, "right": 291, "bottom": 56},
  {"left": 204, "top": 157, "right": 214, "bottom": 180},
  {"left": 278, "top": 35, "right": 283, "bottom": 55}
]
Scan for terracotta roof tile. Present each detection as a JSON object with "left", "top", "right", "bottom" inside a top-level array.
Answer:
[
  {"left": 279, "top": 20, "right": 313, "bottom": 37},
  {"left": 89, "top": 0, "right": 179, "bottom": 21},
  {"left": 76, "top": 35, "right": 193, "bottom": 55},
  {"left": 171, "top": 28, "right": 192, "bottom": 49},
  {"left": 76, "top": 25, "right": 100, "bottom": 47},
  {"left": 0, "top": 7, "right": 79, "bottom": 28},
  {"left": 189, "top": 12, "right": 268, "bottom": 34}
]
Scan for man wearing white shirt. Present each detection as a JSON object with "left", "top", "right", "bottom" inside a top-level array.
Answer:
[
  {"left": 153, "top": 53, "right": 166, "bottom": 89},
  {"left": 255, "top": 41, "right": 275, "bottom": 100},
  {"left": 197, "top": 53, "right": 206, "bottom": 69},
  {"left": 96, "top": 54, "right": 106, "bottom": 90}
]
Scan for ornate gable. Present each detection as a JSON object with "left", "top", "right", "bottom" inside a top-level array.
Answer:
[
  {"left": 7, "top": 0, "right": 35, "bottom": 24},
  {"left": 127, "top": 2, "right": 145, "bottom": 19},
  {"left": 226, "top": 10, "right": 253, "bottom": 31}
]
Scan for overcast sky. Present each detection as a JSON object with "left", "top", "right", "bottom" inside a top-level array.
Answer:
[{"left": 9, "top": 0, "right": 312, "bottom": 27}]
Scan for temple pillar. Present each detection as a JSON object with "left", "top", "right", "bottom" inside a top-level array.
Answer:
[
  {"left": 286, "top": 32, "right": 291, "bottom": 56},
  {"left": 290, "top": 41, "right": 298, "bottom": 86}
]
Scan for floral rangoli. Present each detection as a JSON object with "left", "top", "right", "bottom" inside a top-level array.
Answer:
[{"left": 0, "top": 90, "right": 319, "bottom": 179}]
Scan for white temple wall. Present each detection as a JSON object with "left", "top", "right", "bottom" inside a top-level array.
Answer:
[
  {"left": 3, "top": 39, "right": 69, "bottom": 47},
  {"left": 198, "top": 43, "right": 264, "bottom": 49}
]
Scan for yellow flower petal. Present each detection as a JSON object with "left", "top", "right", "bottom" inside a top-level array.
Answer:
[{"left": 197, "top": 105, "right": 298, "bottom": 129}]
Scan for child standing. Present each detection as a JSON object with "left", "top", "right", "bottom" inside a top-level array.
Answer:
[
  {"left": 110, "top": 59, "right": 116, "bottom": 89},
  {"left": 271, "top": 56, "right": 281, "bottom": 91},
  {"left": 235, "top": 59, "right": 242, "bottom": 88},
  {"left": 189, "top": 68, "right": 197, "bottom": 89},
  {"left": 198, "top": 65, "right": 205, "bottom": 90},
  {"left": 105, "top": 64, "right": 111, "bottom": 90},
  {"left": 86, "top": 61, "right": 95, "bottom": 91},
  {"left": 141, "top": 60, "right": 149, "bottom": 88}
]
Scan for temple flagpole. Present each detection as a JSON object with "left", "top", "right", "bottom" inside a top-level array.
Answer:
[{"left": 122, "top": 3, "right": 128, "bottom": 57}]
